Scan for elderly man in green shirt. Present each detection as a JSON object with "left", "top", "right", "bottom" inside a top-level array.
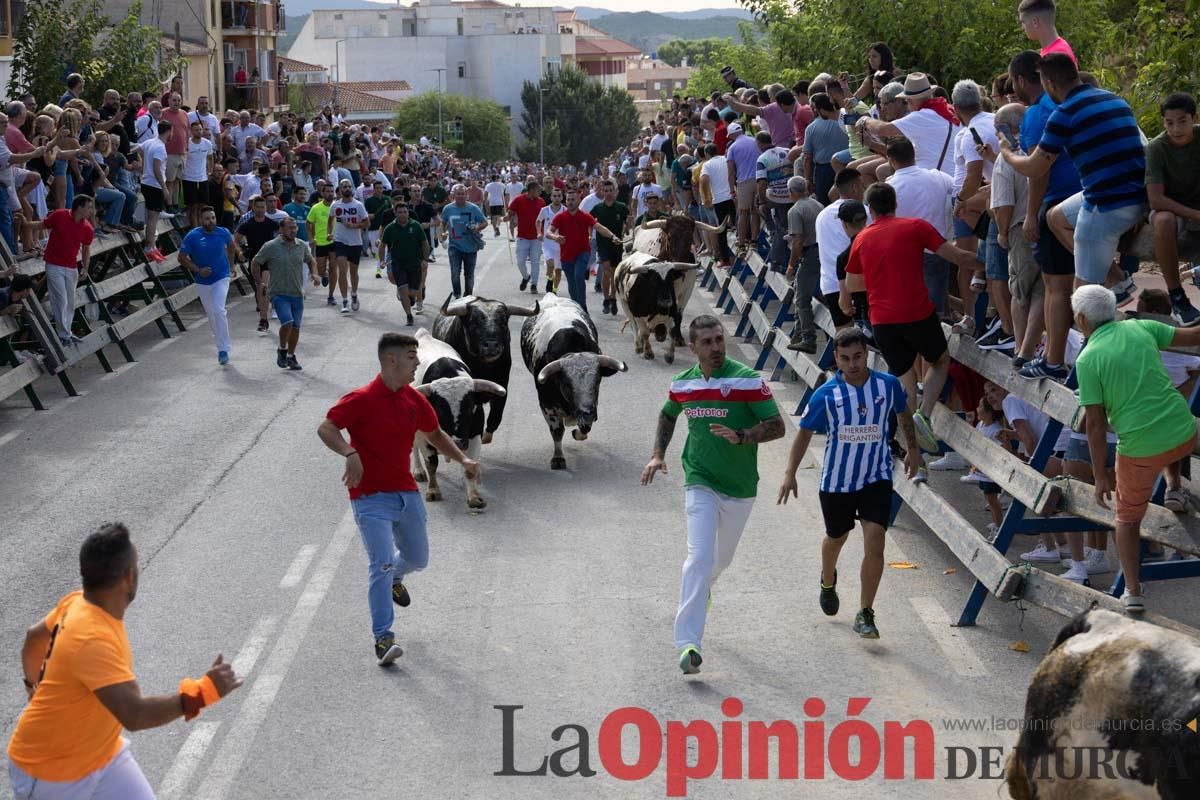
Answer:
[
  {"left": 1073, "top": 284, "right": 1200, "bottom": 614},
  {"left": 253, "top": 216, "right": 317, "bottom": 371}
]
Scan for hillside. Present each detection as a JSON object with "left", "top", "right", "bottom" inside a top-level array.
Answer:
[{"left": 586, "top": 11, "right": 749, "bottom": 55}]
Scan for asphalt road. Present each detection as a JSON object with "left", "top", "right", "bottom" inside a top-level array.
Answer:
[{"left": 2, "top": 236, "right": 1197, "bottom": 799}]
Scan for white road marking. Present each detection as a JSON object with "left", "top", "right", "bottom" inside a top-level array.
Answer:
[
  {"left": 0, "top": 429, "right": 22, "bottom": 449},
  {"left": 231, "top": 615, "right": 279, "bottom": 678},
  {"left": 41, "top": 394, "right": 85, "bottom": 415},
  {"left": 147, "top": 336, "right": 182, "bottom": 353},
  {"left": 157, "top": 720, "right": 221, "bottom": 800},
  {"left": 278, "top": 544, "right": 319, "bottom": 588},
  {"left": 909, "top": 596, "right": 990, "bottom": 678},
  {"left": 99, "top": 363, "right": 140, "bottom": 381},
  {"left": 192, "top": 511, "right": 356, "bottom": 800}
]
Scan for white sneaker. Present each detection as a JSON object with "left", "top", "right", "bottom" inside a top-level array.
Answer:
[
  {"left": 1061, "top": 561, "right": 1089, "bottom": 584},
  {"left": 930, "top": 451, "right": 968, "bottom": 471},
  {"left": 999, "top": 492, "right": 1013, "bottom": 509},
  {"left": 984, "top": 522, "right": 999, "bottom": 543},
  {"left": 414, "top": 301, "right": 424, "bottom": 314},
  {"left": 1020, "top": 543, "right": 1063, "bottom": 563},
  {"left": 1120, "top": 590, "right": 1145, "bottom": 614},
  {"left": 1163, "top": 487, "right": 1188, "bottom": 512},
  {"left": 960, "top": 470, "right": 985, "bottom": 484},
  {"left": 1083, "top": 548, "right": 1111, "bottom": 575}
]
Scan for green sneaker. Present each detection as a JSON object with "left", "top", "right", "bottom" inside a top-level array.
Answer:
[
  {"left": 912, "top": 412, "right": 939, "bottom": 453},
  {"left": 392, "top": 582, "right": 411, "bottom": 607},
  {"left": 374, "top": 635, "right": 404, "bottom": 665},
  {"left": 853, "top": 608, "right": 880, "bottom": 639},
  {"left": 679, "top": 646, "right": 702, "bottom": 675},
  {"left": 819, "top": 569, "right": 839, "bottom": 616}
]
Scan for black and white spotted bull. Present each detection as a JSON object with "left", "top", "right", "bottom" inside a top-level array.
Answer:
[
  {"left": 432, "top": 294, "right": 538, "bottom": 444},
  {"left": 520, "top": 294, "right": 627, "bottom": 470},
  {"left": 1003, "top": 608, "right": 1200, "bottom": 800},
  {"left": 615, "top": 214, "right": 725, "bottom": 363},
  {"left": 412, "top": 328, "right": 506, "bottom": 508}
]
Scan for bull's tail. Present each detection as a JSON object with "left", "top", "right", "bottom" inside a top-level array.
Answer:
[
  {"left": 619, "top": 318, "right": 631, "bottom": 334},
  {"left": 1002, "top": 747, "right": 1033, "bottom": 800}
]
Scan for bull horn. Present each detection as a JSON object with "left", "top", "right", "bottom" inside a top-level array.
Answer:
[
  {"left": 597, "top": 355, "right": 627, "bottom": 373},
  {"left": 670, "top": 261, "right": 702, "bottom": 271},
  {"left": 440, "top": 294, "right": 470, "bottom": 316},
  {"left": 641, "top": 219, "right": 668, "bottom": 230},
  {"left": 414, "top": 383, "right": 432, "bottom": 395},
  {"left": 628, "top": 263, "right": 652, "bottom": 275},
  {"left": 536, "top": 358, "right": 563, "bottom": 384},
  {"left": 695, "top": 219, "right": 727, "bottom": 234},
  {"left": 505, "top": 300, "right": 539, "bottom": 317},
  {"left": 472, "top": 379, "right": 507, "bottom": 397}
]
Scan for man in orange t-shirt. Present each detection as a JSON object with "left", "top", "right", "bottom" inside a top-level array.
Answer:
[{"left": 7, "top": 523, "right": 241, "bottom": 797}]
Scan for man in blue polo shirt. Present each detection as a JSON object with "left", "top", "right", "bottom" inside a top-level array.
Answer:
[
  {"left": 1002, "top": 53, "right": 1146, "bottom": 382},
  {"left": 1006, "top": 49, "right": 1081, "bottom": 379},
  {"left": 178, "top": 206, "right": 240, "bottom": 365},
  {"left": 777, "top": 327, "right": 920, "bottom": 640}
]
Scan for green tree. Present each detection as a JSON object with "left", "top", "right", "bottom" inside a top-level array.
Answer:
[
  {"left": 657, "top": 38, "right": 729, "bottom": 69},
  {"left": 394, "top": 92, "right": 512, "bottom": 161},
  {"left": 516, "top": 66, "right": 640, "bottom": 165},
  {"left": 89, "top": 1, "right": 189, "bottom": 107},
  {"left": 287, "top": 83, "right": 317, "bottom": 119},
  {"left": 7, "top": 0, "right": 106, "bottom": 107}
]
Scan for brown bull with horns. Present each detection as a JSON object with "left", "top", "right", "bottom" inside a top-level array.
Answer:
[{"left": 614, "top": 213, "right": 726, "bottom": 363}]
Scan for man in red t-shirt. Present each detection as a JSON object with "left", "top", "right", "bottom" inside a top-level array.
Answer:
[
  {"left": 508, "top": 178, "right": 546, "bottom": 295},
  {"left": 40, "top": 196, "right": 95, "bottom": 345},
  {"left": 841, "top": 182, "right": 977, "bottom": 466},
  {"left": 160, "top": 93, "right": 190, "bottom": 213},
  {"left": 318, "top": 332, "right": 481, "bottom": 666},
  {"left": 547, "top": 188, "right": 620, "bottom": 314}
]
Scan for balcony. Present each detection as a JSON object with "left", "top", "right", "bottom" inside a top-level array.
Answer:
[
  {"left": 223, "top": 80, "right": 288, "bottom": 113},
  {"left": 221, "top": 0, "right": 283, "bottom": 34}
]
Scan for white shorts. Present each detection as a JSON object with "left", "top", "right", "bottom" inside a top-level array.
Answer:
[{"left": 542, "top": 240, "right": 560, "bottom": 264}]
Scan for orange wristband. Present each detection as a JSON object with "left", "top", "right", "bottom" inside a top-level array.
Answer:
[{"left": 179, "top": 675, "right": 221, "bottom": 720}]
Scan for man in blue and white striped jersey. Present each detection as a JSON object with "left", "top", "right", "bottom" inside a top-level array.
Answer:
[{"left": 777, "top": 327, "right": 920, "bottom": 639}]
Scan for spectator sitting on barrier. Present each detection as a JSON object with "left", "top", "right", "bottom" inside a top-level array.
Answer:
[
  {"left": 838, "top": 81, "right": 907, "bottom": 187},
  {"left": 1146, "top": 92, "right": 1200, "bottom": 326},
  {"left": 1072, "top": 284, "right": 1200, "bottom": 614},
  {"left": 0, "top": 273, "right": 33, "bottom": 315}
]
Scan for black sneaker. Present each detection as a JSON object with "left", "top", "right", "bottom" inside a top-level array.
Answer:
[
  {"left": 1172, "top": 297, "right": 1200, "bottom": 327},
  {"left": 980, "top": 333, "right": 1016, "bottom": 352},
  {"left": 276, "top": 348, "right": 288, "bottom": 368},
  {"left": 853, "top": 608, "right": 880, "bottom": 638},
  {"left": 819, "top": 570, "right": 839, "bottom": 616},
  {"left": 520, "top": 277, "right": 529, "bottom": 291},
  {"left": 787, "top": 336, "right": 817, "bottom": 353},
  {"left": 351, "top": 295, "right": 360, "bottom": 312},
  {"left": 326, "top": 295, "right": 336, "bottom": 306},
  {"left": 286, "top": 355, "right": 302, "bottom": 371},
  {"left": 374, "top": 635, "right": 404, "bottom": 665},
  {"left": 257, "top": 319, "right": 269, "bottom": 332},
  {"left": 321, "top": 274, "right": 329, "bottom": 287},
  {"left": 406, "top": 314, "right": 415, "bottom": 326},
  {"left": 545, "top": 279, "right": 554, "bottom": 294},
  {"left": 392, "top": 582, "right": 411, "bottom": 607}
]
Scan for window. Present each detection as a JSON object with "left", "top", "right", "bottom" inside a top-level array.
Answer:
[
  {"left": 457, "top": 17, "right": 463, "bottom": 35},
  {"left": 457, "top": 62, "right": 465, "bottom": 79},
  {"left": 333, "top": 12, "right": 342, "bottom": 19},
  {"left": 654, "top": 81, "right": 661, "bottom": 90}
]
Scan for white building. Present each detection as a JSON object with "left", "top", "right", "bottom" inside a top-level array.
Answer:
[{"left": 287, "top": 0, "right": 574, "bottom": 145}]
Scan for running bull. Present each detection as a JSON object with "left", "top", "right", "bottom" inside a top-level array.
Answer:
[
  {"left": 520, "top": 294, "right": 627, "bottom": 470},
  {"left": 433, "top": 294, "right": 538, "bottom": 443},
  {"left": 1003, "top": 607, "right": 1200, "bottom": 800},
  {"left": 615, "top": 214, "right": 725, "bottom": 364},
  {"left": 412, "top": 329, "right": 507, "bottom": 508}
]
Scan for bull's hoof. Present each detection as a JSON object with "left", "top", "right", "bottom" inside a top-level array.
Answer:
[
  {"left": 551, "top": 457, "right": 567, "bottom": 470},
  {"left": 572, "top": 429, "right": 588, "bottom": 441},
  {"left": 414, "top": 473, "right": 427, "bottom": 483},
  {"left": 468, "top": 496, "right": 487, "bottom": 509},
  {"left": 664, "top": 352, "right": 675, "bottom": 364},
  {"left": 672, "top": 336, "right": 685, "bottom": 348},
  {"left": 425, "top": 489, "right": 442, "bottom": 502},
  {"left": 481, "top": 431, "right": 494, "bottom": 445},
  {"left": 634, "top": 341, "right": 644, "bottom": 354},
  {"left": 643, "top": 350, "right": 655, "bottom": 360}
]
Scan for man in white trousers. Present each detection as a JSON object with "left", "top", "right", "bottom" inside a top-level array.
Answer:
[
  {"left": 641, "top": 315, "right": 784, "bottom": 675},
  {"left": 40, "top": 195, "right": 95, "bottom": 346},
  {"left": 178, "top": 206, "right": 240, "bottom": 365}
]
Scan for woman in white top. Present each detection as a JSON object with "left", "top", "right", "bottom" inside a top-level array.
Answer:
[{"left": 536, "top": 187, "right": 564, "bottom": 294}]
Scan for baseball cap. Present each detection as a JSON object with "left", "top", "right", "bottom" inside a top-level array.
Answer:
[
  {"left": 727, "top": 122, "right": 744, "bottom": 136},
  {"left": 720, "top": 66, "right": 735, "bottom": 76},
  {"left": 837, "top": 200, "right": 868, "bottom": 225}
]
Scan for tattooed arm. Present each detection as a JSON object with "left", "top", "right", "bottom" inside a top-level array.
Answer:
[{"left": 640, "top": 411, "right": 678, "bottom": 485}]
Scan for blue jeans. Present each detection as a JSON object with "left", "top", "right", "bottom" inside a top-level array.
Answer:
[
  {"left": 351, "top": 491, "right": 428, "bottom": 640},
  {"left": 95, "top": 186, "right": 126, "bottom": 228},
  {"left": 562, "top": 252, "right": 591, "bottom": 311},
  {"left": 515, "top": 237, "right": 541, "bottom": 283},
  {"left": 447, "top": 247, "right": 477, "bottom": 297},
  {"left": 0, "top": 183, "right": 13, "bottom": 254},
  {"left": 1055, "top": 192, "right": 1147, "bottom": 284}
]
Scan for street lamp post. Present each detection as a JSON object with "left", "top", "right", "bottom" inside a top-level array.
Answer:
[
  {"left": 334, "top": 39, "right": 347, "bottom": 103},
  {"left": 427, "top": 67, "right": 447, "bottom": 144}
]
